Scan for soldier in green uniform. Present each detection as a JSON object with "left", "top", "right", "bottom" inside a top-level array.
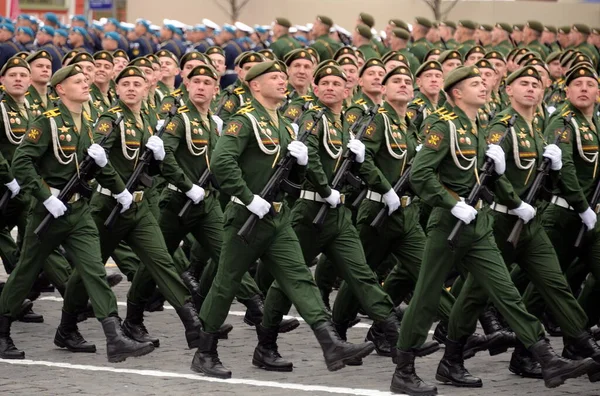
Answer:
[
  {"left": 492, "top": 23, "right": 514, "bottom": 57},
  {"left": 155, "top": 50, "right": 180, "bottom": 101},
  {"left": 388, "top": 65, "right": 596, "bottom": 395},
  {"left": 191, "top": 60, "right": 374, "bottom": 379},
  {"left": 280, "top": 49, "right": 315, "bottom": 121},
  {"left": 90, "top": 51, "right": 117, "bottom": 115},
  {"left": 310, "top": 16, "right": 342, "bottom": 62},
  {"left": 542, "top": 26, "right": 561, "bottom": 54},
  {"left": 387, "top": 29, "right": 420, "bottom": 77},
  {"left": 112, "top": 49, "right": 130, "bottom": 76},
  {"left": 440, "top": 21, "right": 459, "bottom": 50},
  {"left": 456, "top": 20, "right": 478, "bottom": 58},
  {"left": 438, "top": 50, "right": 463, "bottom": 77},
  {"left": 464, "top": 45, "right": 486, "bottom": 66},
  {"left": 410, "top": 17, "right": 433, "bottom": 63},
  {"left": 484, "top": 51, "right": 508, "bottom": 110},
  {"left": 522, "top": 21, "right": 549, "bottom": 59},
  {"left": 352, "top": 25, "right": 380, "bottom": 60},
  {"left": 450, "top": 66, "right": 600, "bottom": 381},
  {"left": 270, "top": 18, "right": 302, "bottom": 61},
  {"left": 25, "top": 50, "right": 55, "bottom": 116},
  {"left": 473, "top": 59, "right": 499, "bottom": 130},
  {"left": 477, "top": 24, "right": 494, "bottom": 52},
  {"left": 0, "top": 63, "right": 155, "bottom": 362},
  {"left": 571, "top": 24, "right": 600, "bottom": 68},
  {"left": 356, "top": 13, "right": 386, "bottom": 55},
  {"left": 407, "top": 61, "right": 443, "bottom": 131}
]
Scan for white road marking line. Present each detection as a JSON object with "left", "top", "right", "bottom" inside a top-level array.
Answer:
[
  {"left": 37, "top": 296, "right": 434, "bottom": 334},
  {"left": 0, "top": 359, "right": 403, "bottom": 396}
]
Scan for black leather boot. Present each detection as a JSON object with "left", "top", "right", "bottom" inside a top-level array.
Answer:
[
  {"left": 479, "top": 307, "right": 517, "bottom": 355},
  {"left": 366, "top": 324, "right": 392, "bottom": 356},
  {"left": 436, "top": 338, "right": 482, "bottom": 387},
  {"left": 0, "top": 315, "right": 24, "bottom": 359},
  {"left": 101, "top": 316, "right": 155, "bottom": 363},
  {"left": 181, "top": 267, "right": 201, "bottom": 296},
  {"left": 144, "top": 288, "right": 165, "bottom": 312},
  {"left": 463, "top": 331, "right": 507, "bottom": 359},
  {"left": 17, "top": 299, "right": 44, "bottom": 323},
  {"left": 175, "top": 302, "right": 203, "bottom": 348},
  {"left": 562, "top": 331, "right": 600, "bottom": 382},
  {"left": 106, "top": 273, "right": 123, "bottom": 288},
  {"left": 240, "top": 294, "right": 300, "bottom": 334},
  {"left": 529, "top": 338, "right": 596, "bottom": 388},
  {"left": 312, "top": 321, "right": 375, "bottom": 371},
  {"left": 320, "top": 288, "right": 331, "bottom": 312},
  {"left": 76, "top": 302, "right": 95, "bottom": 323},
  {"left": 190, "top": 329, "right": 232, "bottom": 378},
  {"left": 252, "top": 324, "right": 293, "bottom": 372},
  {"left": 54, "top": 310, "right": 96, "bottom": 353},
  {"left": 509, "top": 342, "right": 543, "bottom": 378},
  {"left": 542, "top": 311, "right": 563, "bottom": 337},
  {"left": 123, "top": 301, "right": 160, "bottom": 347},
  {"left": 432, "top": 321, "right": 447, "bottom": 345},
  {"left": 390, "top": 348, "right": 437, "bottom": 395}
]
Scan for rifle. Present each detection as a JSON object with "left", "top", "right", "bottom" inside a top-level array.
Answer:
[
  {"left": 440, "top": 37, "right": 448, "bottom": 50},
  {"left": 177, "top": 168, "right": 219, "bottom": 218},
  {"left": 34, "top": 115, "right": 124, "bottom": 238},
  {"left": 292, "top": 100, "right": 312, "bottom": 124},
  {"left": 508, "top": 112, "right": 572, "bottom": 248},
  {"left": 447, "top": 114, "right": 518, "bottom": 249},
  {"left": 312, "top": 104, "right": 381, "bottom": 229},
  {"left": 370, "top": 160, "right": 413, "bottom": 230},
  {"left": 103, "top": 102, "right": 180, "bottom": 229},
  {"left": 237, "top": 108, "right": 327, "bottom": 244}
]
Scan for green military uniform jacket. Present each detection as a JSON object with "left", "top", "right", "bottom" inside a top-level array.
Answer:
[
  {"left": 0, "top": 93, "right": 31, "bottom": 184},
  {"left": 155, "top": 80, "right": 174, "bottom": 103},
  {"left": 311, "top": 34, "right": 342, "bottom": 62},
  {"left": 271, "top": 34, "right": 303, "bottom": 60},
  {"left": 215, "top": 80, "right": 251, "bottom": 122},
  {"left": 372, "top": 38, "right": 387, "bottom": 56},
  {"left": 526, "top": 39, "right": 549, "bottom": 58},
  {"left": 575, "top": 42, "right": 600, "bottom": 68},
  {"left": 457, "top": 39, "right": 477, "bottom": 58},
  {"left": 409, "top": 37, "right": 432, "bottom": 63},
  {"left": 358, "top": 43, "right": 380, "bottom": 60},
  {"left": 493, "top": 40, "right": 513, "bottom": 57},
  {"left": 90, "top": 83, "right": 117, "bottom": 116},
  {"left": 444, "top": 38, "right": 459, "bottom": 50},
  {"left": 396, "top": 48, "right": 421, "bottom": 77},
  {"left": 25, "top": 86, "right": 54, "bottom": 118},
  {"left": 280, "top": 84, "right": 314, "bottom": 123},
  {"left": 407, "top": 92, "right": 439, "bottom": 132}
]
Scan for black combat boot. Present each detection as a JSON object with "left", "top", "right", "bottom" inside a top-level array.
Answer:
[
  {"left": 0, "top": 315, "right": 24, "bottom": 359},
  {"left": 479, "top": 307, "right": 517, "bottom": 355},
  {"left": 436, "top": 338, "right": 482, "bottom": 387},
  {"left": 312, "top": 321, "right": 375, "bottom": 371},
  {"left": 190, "top": 329, "right": 232, "bottom": 378},
  {"left": 123, "top": 301, "right": 160, "bottom": 347},
  {"left": 562, "top": 331, "right": 600, "bottom": 382},
  {"left": 17, "top": 299, "right": 44, "bottom": 323},
  {"left": 106, "top": 273, "right": 123, "bottom": 288},
  {"left": 432, "top": 321, "right": 448, "bottom": 344},
  {"left": 144, "top": 289, "right": 165, "bottom": 312},
  {"left": 176, "top": 302, "right": 203, "bottom": 348},
  {"left": 542, "top": 311, "right": 563, "bottom": 337},
  {"left": 463, "top": 331, "right": 505, "bottom": 359},
  {"left": 54, "top": 310, "right": 96, "bottom": 353},
  {"left": 252, "top": 324, "right": 293, "bottom": 372},
  {"left": 320, "top": 288, "right": 331, "bottom": 312},
  {"left": 390, "top": 348, "right": 437, "bottom": 395},
  {"left": 529, "top": 338, "right": 596, "bottom": 388},
  {"left": 509, "top": 341, "right": 543, "bottom": 378},
  {"left": 366, "top": 324, "right": 392, "bottom": 356},
  {"left": 180, "top": 267, "right": 201, "bottom": 296},
  {"left": 101, "top": 316, "right": 155, "bottom": 363},
  {"left": 240, "top": 294, "right": 300, "bottom": 333},
  {"left": 334, "top": 320, "right": 363, "bottom": 366}
]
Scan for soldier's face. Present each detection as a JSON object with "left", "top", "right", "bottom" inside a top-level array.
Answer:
[
  {"left": 160, "top": 58, "right": 179, "bottom": 78},
  {"left": 117, "top": 76, "right": 146, "bottom": 106},
  {"left": 507, "top": 77, "right": 541, "bottom": 108},
  {"left": 359, "top": 67, "right": 385, "bottom": 95},
  {"left": 77, "top": 61, "right": 96, "bottom": 84},
  {"left": 454, "top": 77, "right": 487, "bottom": 107},
  {"left": 30, "top": 59, "right": 52, "bottom": 85},
  {"left": 479, "top": 69, "right": 496, "bottom": 93},
  {"left": 341, "top": 64, "right": 358, "bottom": 88},
  {"left": 567, "top": 77, "right": 599, "bottom": 110},
  {"left": 384, "top": 74, "right": 414, "bottom": 103},
  {"left": 1, "top": 67, "right": 31, "bottom": 97},
  {"left": 558, "top": 32, "right": 571, "bottom": 48},
  {"left": 288, "top": 59, "right": 313, "bottom": 89},
  {"left": 464, "top": 53, "right": 484, "bottom": 66},
  {"left": 57, "top": 73, "right": 89, "bottom": 103},
  {"left": 417, "top": 70, "right": 443, "bottom": 97},
  {"left": 253, "top": 71, "right": 287, "bottom": 101},
  {"left": 140, "top": 66, "right": 156, "bottom": 87},
  {"left": 239, "top": 61, "right": 261, "bottom": 81},
  {"left": 95, "top": 60, "right": 114, "bottom": 84},
  {"left": 113, "top": 57, "right": 128, "bottom": 75},
  {"left": 182, "top": 60, "right": 205, "bottom": 80},
  {"left": 315, "top": 75, "right": 348, "bottom": 105},
  {"left": 442, "top": 59, "right": 462, "bottom": 76},
  {"left": 489, "top": 60, "right": 506, "bottom": 79},
  {"left": 208, "top": 54, "right": 226, "bottom": 75},
  {"left": 548, "top": 60, "right": 562, "bottom": 79},
  {"left": 385, "top": 60, "right": 405, "bottom": 72},
  {"left": 188, "top": 75, "right": 217, "bottom": 106},
  {"left": 533, "top": 66, "right": 551, "bottom": 90}
]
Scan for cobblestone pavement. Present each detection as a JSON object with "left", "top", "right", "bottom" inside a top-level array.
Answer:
[{"left": 1, "top": 266, "right": 599, "bottom": 396}]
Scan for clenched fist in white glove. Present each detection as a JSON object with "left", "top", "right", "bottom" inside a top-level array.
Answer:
[
  {"left": 451, "top": 201, "right": 478, "bottom": 224},
  {"left": 146, "top": 135, "right": 165, "bottom": 161},
  {"left": 156, "top": 120, "right": 165, "bottom": 130},
  {"left": 324, "top": 189, "right": 341, "bottom": 208},
  {"left": 4, "top": 179, "right": 20, "bottom": 198},
  {"left": 88, "top": 144, "right": 108, "bottom": 167},
  {"left": 509, "top": 201, "right": 536, "bottom": 223},
  {"left": 288, "top": 140, "right": 308, "bottom": 166},
  {"left": 383, "top": 189, "right": 401, "bottom": 215},
  {"left": 43, "top": 195, "right": 67, "bottom": 218},
  {"left": 246, "top": 195, "right": 271, "bottom": 219},
  {"left": 115, "top": 189, "right": 133, "bottom": 213},
  {"left": 543, "top": 144, "right": 562, "bottom": 171},
  {"left": 185, "top": 184, "right": 205, "bottom": 204},
  {"left": 347, "top": 139, "right": 366, "bottom": 163},
  {"left": 486, "top": 144, "right": 506, "bottom": 175},
  {"left": 579, "top": 207, "right": 597, "bottom": 231}
]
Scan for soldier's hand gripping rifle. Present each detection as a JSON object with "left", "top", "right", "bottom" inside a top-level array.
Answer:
[
  {"left": 447, "top": 114, "right": 518, "bottom": 249},
  {"left": 178, "top": 168, "right": 219, "bottom": 219},
  {"left": 104, "top": 102, "right": 180, "bottom": 229},
  {"left": 575, "top": 115, "right": 600, "bottom": 247},
  {"left": 370, "top": 159, "right": 413, "bottom": 231},
  {"left": 237, "top": 108, "right": 327, "bottom": 244},
  {"left": 312, "top": 104, "right": 381, "bottom": 229},
  {"left": 507, "top": 112, "right": 572, "bottom": 248},
  {"left": 34, "top": 115, "right": 124, "bottom": 237}
]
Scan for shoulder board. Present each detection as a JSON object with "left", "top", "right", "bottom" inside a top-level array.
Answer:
[
  {"left": 108, "top": 106, "right": 122, "bottom": 114},
  {"left": 562, "top": 110, "right": 574, "bottom": 118},
  {"left": 413, "top": 98, "right": 424, "bottom": 106},
  {"left": 172, "top": 88, "right": 183, "bottom": 97},
  {"left": 84, "top": 112, "right": 93, "bottom": 122},
  {"left": 440, "top": 112, "right": 458, "bottom": 121},
  {"left": 378, "top": 107, "right": 387, "bottom": 114},
  {"left": 233, "top": 87, "right": 246, "bottom": 95},
  {"left": 434, "top": 108, "right": 449, "bottom": 115},
  {"left": 43, "top": 109, "right": 61, "bottom": 118},
  {"left": 285, "top": 90, "right": 291, "bottom": 96},
  {"left": 24, "top": 91, "right": 30, "bottom": 97},
  {"left": 301, "top": 95, "right": 313, "bottom": 101},
  {"left": 354, "top": 99, "right": 367, "bottom": 105},
  {"left": 311, "top": 106, "right": 323, "bottom": 111},
  {"left": 235, "top": 106, "right": 254, "bottom": 115},
  {"left": 177, "top": 106, "right": 189, "bottom": 114},
  {"left": 500, "top": 114, "right": 513, "bottom": 124}
]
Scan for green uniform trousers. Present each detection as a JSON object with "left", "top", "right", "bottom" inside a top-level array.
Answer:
[
  {"left": 262, "top": 200, "right": 393, "bottom": 328},
  {"left": 334, "top": 201, "right": 455, "bottom": 324},
  {"left": 200, "top": 202, "right": 329, "bottom": 332},
  {"left": 0, "top": 199, "right": 117, "bottom": 319},
  {"left": 397, "top": 207, "right": 544, "bottom": 349},
  {"left": 448, "top": 211, "right": 588, "bottom": 341}
]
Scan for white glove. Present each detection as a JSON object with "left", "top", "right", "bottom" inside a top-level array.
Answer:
[
  {"left": 291, "top": 123, "right": 299, "bottom": 135},
  {"left": 579, "top": 207, "right": 597, "bottom": 231},
  {"left": 451, "top": 201, "right": 478, "bottom": 224},
  {"left": 88, "top": 143, "right": 108, "bottom": 168},
  {"left": 4, "top": 179, "right": 20, "bottom": 198},
  {"left": 383, "top": 189, "right": 401, "bottom": 215},
  {"left": 185, "top": 184, "right": 205, "bottom": 204},
  {"left": 543, "top": 144, "right": 562, "bottom": 171},
  {"left": 246, "top": 195, "right": 271, "bottom": 219},
  {"left": 509, "top": 202, "right": 536, "bottom": 224},
  {"left": 347, "top": 139, "right": 366, "bottom": 163},
  {"left": 211, "top": 115, "right": 223, "bottom": 135},
  {"left": 146, "top": 135, "right": 165, "bottom": 161},
  {"left": 288, "top": 140, "right": 308, "bottom": 166},
  {"left": 115, "top": 189, "right": 133, "bottom": 213},
  {"left": 156, "top": 120, "right": 165, "bottom": 130},
  {"left": 486, "top": 144, "right": 506, "bottom": 175},
  {"left": 416, "top": 144, "right": 423, "bottom": 152},
  {"left": 324, "top": 189, "right": 341, "bottom": 208},
  {"left": 43, "top": 195, "right": 67, "bottom": 218}
]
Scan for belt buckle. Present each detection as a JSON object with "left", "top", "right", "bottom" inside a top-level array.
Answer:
[
  {"left": 272, "top": 202, "right": 282, "bottom": 213},
  {"left": 340, "top": 194, "right": 345, "bottom": 204},
  {"left": 401, "top": 196, "right": 409, "bottom": 208},
  {"left": 132, "top": 191, "right": 144, "bottom": 203}
]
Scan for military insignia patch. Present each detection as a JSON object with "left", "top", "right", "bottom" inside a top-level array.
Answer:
[
  {"left": 302, "top": 120, "right": 317, "bottom": 135},
  {"left": 284, "top": 106, "right": 300, "bottom": 119},
  {"left": 425, "top": 131, "right": 444, "bottom": 150},
  {"left": 95, "top": 120, "right": 113, "bottom": 135},
  {"left": 346, "top": 112, "right": 358, "bottom": 124},
  {"left": 555, "top": 128, "right": 570, "bottom": 144},
  {"left": 161, "top": 102, "right": 173, "bottom": 113},
  {"left": 165, "top": 120, "right": 178, "bottom": 135},
  {"left": 488, "top": 132, "right": 503, "bottom": 144},
  {"left": 225, "top": 121, "right": 242, "bottom": 137},
  {"left": 406, "top": 110, "right": 415, "bottom": 119},
  {"left": 25, "top": 127, "right": 42, "bottom": 143},
  {"left": 224, "top": 100, "right": 234, "bottom": 111},
  {"left": 366, "top": 123, "right": 376, "bottom": 136}
]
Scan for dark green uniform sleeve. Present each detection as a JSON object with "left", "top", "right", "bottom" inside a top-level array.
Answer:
[
  {"left": 160, "top": 115, "right": 194, "bottom": 192},
  {"left": 303, "top": 114, "right": 332, "bottom": 198},
  {"left": 0, "top": 149, "right": 12, "bottom": 184},
  {"left": 93, "top": 115, "right": 127, "bottom": 194},
  {"left": 491, "top": 123, "right": 523, "bottom": 209},
  {"left": 357, "top": 114, "right": 392, "bottom": 194}
]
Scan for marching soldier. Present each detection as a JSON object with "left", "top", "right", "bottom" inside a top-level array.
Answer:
[
  {"left": 36, "top": 26, "right": 63, "bottom": 73},
  {"left": 281, "top": 49, "right": 315, "bottom": 121},
  {"left": 25, "top": 50, "right": 55, "bottom": 115},
  {"left": 155, "top": 50, "right": 180, "bottom": 100},
  {"left": 410, "top": 18, "right": 434, "bottom": 64},
  {"left": 456, "top": 20, "right": 478, "bottom": 58},
  {"left": 352, "top": 25, "right": 380, "bottom": 60},
  {"left": 492, "top": 23, "right": 514, "bottom": 57},
  {"left": 407, "top": 61, "right": 444, "bottom": 131},
  {"left": 522, "top": 21, "right": 549, "bottom": 59},
  {"left": 310, "top": 16, "right": 342, "bottom": 62},
  {"left": 270, "top": 18, "right": 302, "bottom": 61},
  {"left": 90, "top": 51, "right": 117, "bottom": 115}
]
